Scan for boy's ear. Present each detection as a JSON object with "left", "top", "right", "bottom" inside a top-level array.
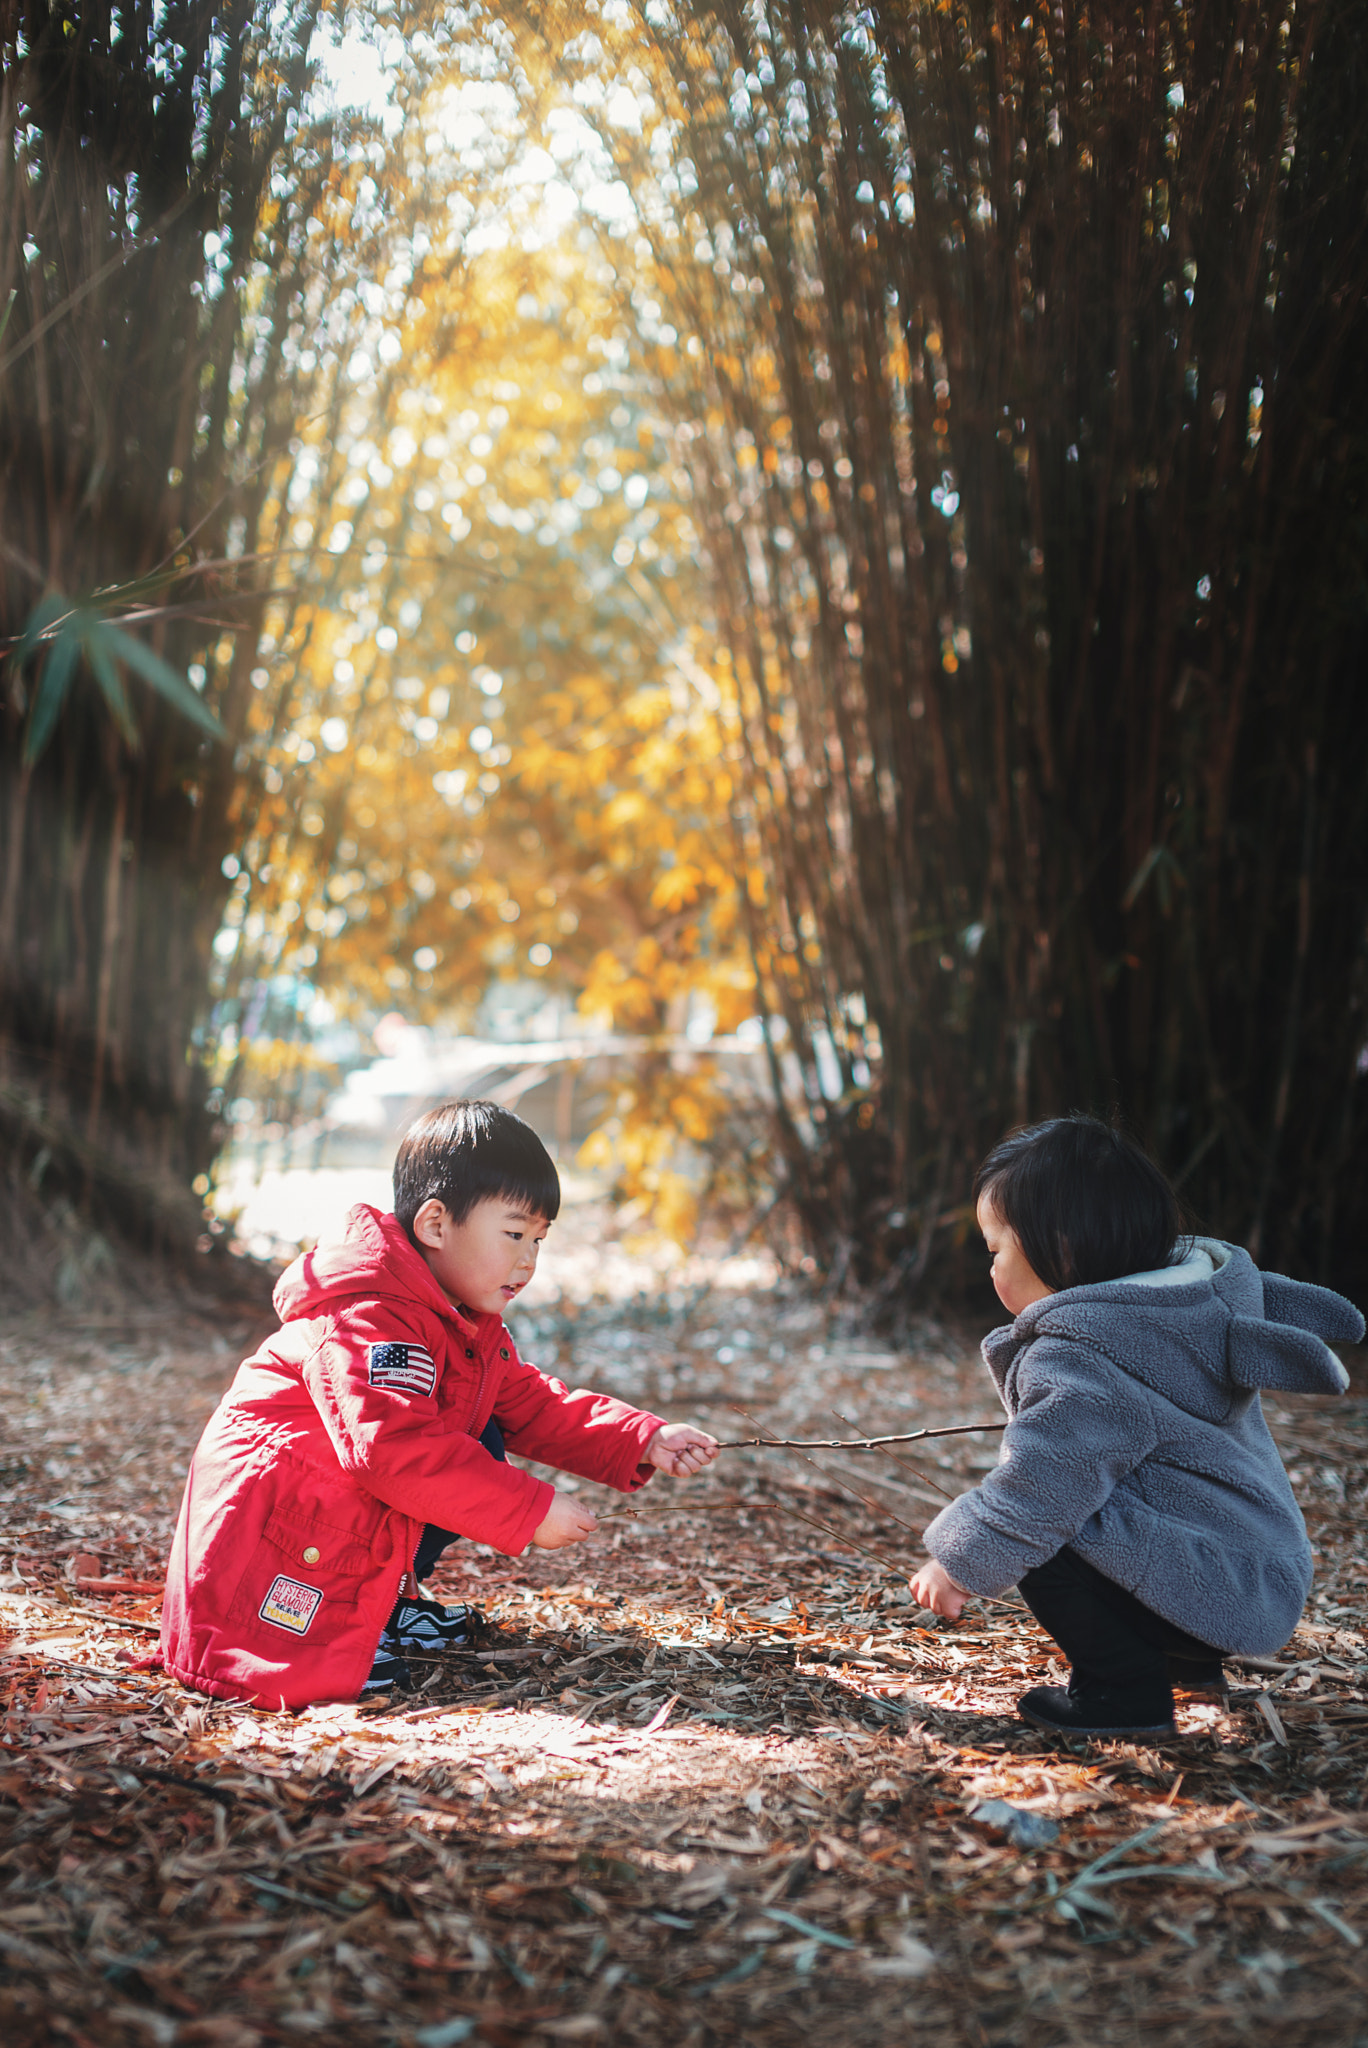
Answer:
[{"left": 411, "top": 1199, "right": 450, "bottom": 1248}]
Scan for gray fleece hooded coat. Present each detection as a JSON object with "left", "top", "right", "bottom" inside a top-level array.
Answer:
[{"left": 923, "top": 1239, "right": 1363, "bottom": 1656}]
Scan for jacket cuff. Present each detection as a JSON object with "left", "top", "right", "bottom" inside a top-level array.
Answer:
[
  {"left": 499, "top": 1475, "right": 556, "bottom": 1556},
  {"left": 614, "top": 1412, "right": 666, "bottom": 1491},
  {"left": 922, "top": 1501, "right": 1017, "bottom": 1600}
]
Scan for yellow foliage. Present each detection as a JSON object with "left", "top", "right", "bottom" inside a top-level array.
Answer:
[
  {"left": 649, "top": 1173, "right": 698, "bottom": 1246},
  {"left": 576, "top": 1127, "right": 618, "bottom": 1174},
  {"left": 650, "top": 863, "right": 703, "bottom": 912},
  {"left": 671, "top": 1088, "right": 715, "bottom": 1144},
  {"left": 202, "top": 16, "right": 771, "bottom": 1223},
  {"left": 602, "top": 791, "right": 650, "bottom": 830},
  {"left": 573, "top": 1057, "right": 729, "bottom": 1244}
]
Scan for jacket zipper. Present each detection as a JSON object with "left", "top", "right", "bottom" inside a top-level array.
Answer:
[{"left": 396, "top": 1312, "right": 497, "bottom": 1602}]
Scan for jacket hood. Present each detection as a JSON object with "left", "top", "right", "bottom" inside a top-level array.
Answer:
[
  {"left": 273, "top": 1204, "right": 470, "bottom": 1329},
  {"left": 985, "top": 1237, "right": 1358, "bottom": 1420}
]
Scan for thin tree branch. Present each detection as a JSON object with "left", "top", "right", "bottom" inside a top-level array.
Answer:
[
  {"left": 831, "top": 1407, "right": 958, "bottom": 1503},
  {"left": 747, "top": 1493, "right": 908, "bottom": 1578},
  {"left": 717, "top": 1422, "right": 1006, "bottom": 1450}
]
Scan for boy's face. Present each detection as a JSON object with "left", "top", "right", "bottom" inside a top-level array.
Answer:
[{"left": 412, "top": 1196, "right": 551, "bottom": 1316}]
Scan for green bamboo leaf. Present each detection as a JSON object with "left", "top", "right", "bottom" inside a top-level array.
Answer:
[
  {"left": 1121, "top": 845, "right": 1164, "bottom": 911},
  {"left": 98, "top": 623, "right": 225, "bottom": 740},
  {"left": 91, "top": 560, "right": 196, "bottom": 607},
  {"left": 22, "top": 625, "right": 83, "bottom": 765},
  {"left": 83, "top": 621, "right": 139, "bottom": 749},
  {"left": 12, "top": 591, "right": 72, "bottom": 672},
  {"left": 13, "top": 595, "right": 225, "bottom": 759}
]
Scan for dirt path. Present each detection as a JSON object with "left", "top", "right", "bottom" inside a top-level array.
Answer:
[{"left": 2, "top": 1231, "right": 1367, "bottom": 2047}]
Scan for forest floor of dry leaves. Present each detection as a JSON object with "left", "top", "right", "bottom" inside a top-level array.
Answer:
[{"left": 3, "top": 1204, "right": 1368, "bottom": 2048}]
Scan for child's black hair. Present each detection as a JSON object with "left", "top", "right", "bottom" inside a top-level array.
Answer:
[
  {"left": 393, "top": 1100, "right": 560, "bottom": 1239},
  {"left": 973, "top": 1114, "right": 1182, "bottom": 1294}
]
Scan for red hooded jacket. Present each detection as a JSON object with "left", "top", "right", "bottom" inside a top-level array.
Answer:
[{"left": 160, "top": 1205, "right": 663, "bottom": 1709}]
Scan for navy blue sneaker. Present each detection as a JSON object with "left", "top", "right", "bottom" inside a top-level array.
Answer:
[
  {"left": 360, "top": 1644, "right": 413, "bottom": 1698},
  {"left": 361, "top": 1598, "right": 481, "bottom": 1697},
  {"left": 390, "top": 1596, "right": 480, "bottom": 1656}
]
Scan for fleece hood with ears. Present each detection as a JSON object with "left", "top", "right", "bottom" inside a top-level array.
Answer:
[
  {"left": 924, "top": 1240, "right": 1363, "bottom": 1657},
  {"left": 161, "top": 1205, "right": 665, "bottom": 1711}
]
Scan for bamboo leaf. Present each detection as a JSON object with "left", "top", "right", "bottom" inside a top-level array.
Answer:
[
  {"left": 91, "top": 560, "right": 207, "bottom": 607},
  {"left": 83, "top": 623, "right": 139, "bottom": 750},
  {"left": 1121, "top": 846, "right": 1164, "bottom": 911},
  {"left": 761, "top": 1908, "right": 857, "bottom": 1949},
  {"left": 1121, "top": 844, "right": 1185, "bottom": 913},
  {"left": 98, "top": 624, "right": 225, "bottom": 740},
  {"left": 21, "top": 626, "right": 83, "bottom": 765},
  {"left": 12, "top": 592, "right": 72, "bottom": 672},
  {"left": 12, "top": 596, "right": 224, "bottom": 759}
]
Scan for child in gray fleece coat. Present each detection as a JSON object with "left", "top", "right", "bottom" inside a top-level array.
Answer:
[{"left": 910, "top": 1116, "right": 1364, "bottom": 1739}]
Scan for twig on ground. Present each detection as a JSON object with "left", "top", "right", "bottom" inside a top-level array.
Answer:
[
  {"left": 4, "top": 1591, "right": 161, "bottom": 1634},
  {"left": 747, "top": 1493, "right": 907, "bottom": 1578}
]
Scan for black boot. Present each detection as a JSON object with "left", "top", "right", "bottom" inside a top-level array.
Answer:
[
  {"left": 1017, "top": 1683, "right": 1176, "bottom": 1740},
  {"left": 1166, "top": 1654, "right": 1228, "bottom": 1702},
  {"left": 1015, "top": 1546, "right": 1224, "bottom": 1740}
]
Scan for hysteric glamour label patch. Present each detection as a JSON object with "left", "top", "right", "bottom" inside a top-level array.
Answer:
[
  {"left": 366, "top": 1341, "right": 437, "bottom": 1399},
  {"left": 258, "top": 1574, "right": 323, "bottom": 1635}
]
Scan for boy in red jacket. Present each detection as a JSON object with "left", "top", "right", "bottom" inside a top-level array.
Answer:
[{"left": 161, "top": 1100, "right": 717, "bottom": 1710}]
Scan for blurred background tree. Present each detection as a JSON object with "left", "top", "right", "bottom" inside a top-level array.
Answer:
[
  {"left": 4, "top": 0, "right": 1365, "bottom": 1301},
  {"left": 0, "top": 0, "right": 755, "bottom": 1278},
  {"left": 0, "top": 0, "right": 343, "bottom": 1258},
  {"left": 508, "top": 0, "right": 1368, "bottom": 1297}
]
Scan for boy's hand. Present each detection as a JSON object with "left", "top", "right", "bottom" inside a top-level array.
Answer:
[
  {"left": 645, "top": 1423, "right": 719, "bottom": 1478},
  {"left": 909, "top": 1558, "right": 970, "bottom": 1620},
  {"left": 529, "top": 1492, "right": 599, "bottom": 1549}
]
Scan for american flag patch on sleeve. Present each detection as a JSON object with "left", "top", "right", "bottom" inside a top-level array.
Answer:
[{"left": 366, "top": 1341, "right": 437, "bottom": 1399}]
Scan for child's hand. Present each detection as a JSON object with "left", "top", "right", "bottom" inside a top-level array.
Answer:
[
  {"left": 645, "top": 1423, "right": 719, "bottom": 1477},
  {"left": 909, "top": 1558, "right": 970, "bottom": 1620},
  {"left": 529, "top": 1492, "right": 599, "bottom": 1549}
]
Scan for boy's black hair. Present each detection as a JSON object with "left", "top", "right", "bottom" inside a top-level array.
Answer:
[
  {"left": 973, "top": 1114, "right": 1182, "bottom": 1294},
  {"left": 393, "top": 1099, "right": 560, "bottom": 1238}
]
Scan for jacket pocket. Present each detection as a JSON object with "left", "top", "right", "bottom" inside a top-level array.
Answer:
[{"left": 224, "top": 1505, "right": 377, "bottom": 1647}]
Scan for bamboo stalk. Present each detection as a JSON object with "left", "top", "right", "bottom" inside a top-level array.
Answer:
[
  {"left": 602, "top": 0, "right": 1368, "bottom": 1299},
  {"left": 84, "top": 761, "right": 128, "bottom": 1158}
]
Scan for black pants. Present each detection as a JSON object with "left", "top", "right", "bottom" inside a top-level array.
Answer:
[
  {"left": 1017, "top": 1546, "right": 1221, "bottom": 1712},
  {"left": 412, "top": 1417, "right": 505, "bottom": 1580}
]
